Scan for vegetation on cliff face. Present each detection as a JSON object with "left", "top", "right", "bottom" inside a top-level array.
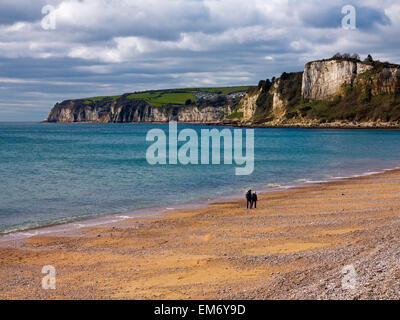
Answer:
[
  {"left": 292, "top": 88, "right": 400, "bottom": 123},
  {"left": 247, "top": 54, "right": 400, "bottom": 125},
  {"left": 297, "top": 56, "right": 400, "bottom": 122},
  {"left": 252, "top": 72, "right": 303, "bottom": 120}
]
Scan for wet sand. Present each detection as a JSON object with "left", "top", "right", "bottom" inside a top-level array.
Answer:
[{"left": 1, "top": 170, "right": 400, "bottom": 300}]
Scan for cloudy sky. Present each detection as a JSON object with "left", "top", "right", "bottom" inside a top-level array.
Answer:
[{"left": 1, "top": 0, "right": 399, "bottom": 121}]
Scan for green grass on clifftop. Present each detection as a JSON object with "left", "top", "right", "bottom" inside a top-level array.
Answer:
[{"left": 81, "top": 86, "right": 251, "bottom": 107}]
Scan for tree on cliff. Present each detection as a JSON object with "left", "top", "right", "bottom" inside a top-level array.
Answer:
[
  {"left": 364, "top": 54, "right": 374, "bottom": 63},
  {"left": 263, "top": 79, "right": 272, "bottom": 92},
  {"left": 332, "top": 52, "right": 342, "bottom": 59},
  {"left": 332, "top": 52, "right": 360, "bottom": 61},
  {"left": 281, "top": 72, "right": 289, "bottom": 80},
  {"left": 258, "top": 79, "right": 272, "bottom": 92}
]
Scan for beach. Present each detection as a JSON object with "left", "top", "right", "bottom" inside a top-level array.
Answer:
[{"left": 1, "top": 169, "right": 400, "bottom": 300}]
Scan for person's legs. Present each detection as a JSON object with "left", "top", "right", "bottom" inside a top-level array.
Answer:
[
  {"left": 247, "top": 200, "right": 250, "bottom": 209},
  {"left": 250, "top": 200, "right": 253, "bottom": 209},
  {"left": 254, "top": 201, "right": 257, "bottom": 209}
]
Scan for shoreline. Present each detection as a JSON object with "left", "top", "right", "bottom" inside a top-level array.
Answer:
[
  {"left": 1, "top": 168, "right": 400, "bottom": 299},
  {"left": 1, "top": 164, "right": 399, "bottom": 243},
  {"left": 40, "top": 120, "right": 400, "bottom": 129},
  {"left": 0, "top": 201, "right": 210, "bottom": 245}
]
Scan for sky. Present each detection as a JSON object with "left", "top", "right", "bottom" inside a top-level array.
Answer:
[{"left": 0, "top": 0, "right": 399, "bottom": 121}]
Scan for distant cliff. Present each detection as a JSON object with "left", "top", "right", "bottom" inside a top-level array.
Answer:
[
  {"left": 45, "top": 88, "right": 246, "bottom": 124},
  {"left": 47, "top": 98, "right": 230, "bottom": 123}
]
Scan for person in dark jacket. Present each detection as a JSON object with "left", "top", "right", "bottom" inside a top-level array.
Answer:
[
  {"left": 246, "top": 190, "right": 252, "bottom": 209},
  {"left": 251, "top": 191, "right": 258, "bottom": 209}
]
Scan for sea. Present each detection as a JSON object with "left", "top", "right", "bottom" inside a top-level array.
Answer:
[{"left": 1, "top": 122, "right": 400, "bottom": 234}]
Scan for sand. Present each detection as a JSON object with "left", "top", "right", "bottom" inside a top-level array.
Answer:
[{"left": 1, "top": 170, "right": 400, "bottom": 300}]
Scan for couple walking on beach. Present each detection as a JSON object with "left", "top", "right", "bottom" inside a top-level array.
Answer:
[{"left": 246, "top": 190, "right": 258, "bottom": 209}]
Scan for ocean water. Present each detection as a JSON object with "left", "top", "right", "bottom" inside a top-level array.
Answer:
[{"left": 1, "top": 122, "right": 400, "bottom": 233}]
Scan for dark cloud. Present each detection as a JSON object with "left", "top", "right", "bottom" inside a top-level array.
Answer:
[
  {"left": 0, "top": 0, "right": 46, "bottom": 25},
  {"left": 357, "top": 6, "right": 391, "bottom": 29}
]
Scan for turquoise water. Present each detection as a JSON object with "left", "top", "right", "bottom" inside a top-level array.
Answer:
[{"left": 1, "top": 122, "right": 400, "bottom": 233}]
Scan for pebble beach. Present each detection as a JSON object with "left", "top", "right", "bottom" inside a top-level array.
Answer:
[{"left": 1, "top": 169, "right": 400, "bottom": 299}]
